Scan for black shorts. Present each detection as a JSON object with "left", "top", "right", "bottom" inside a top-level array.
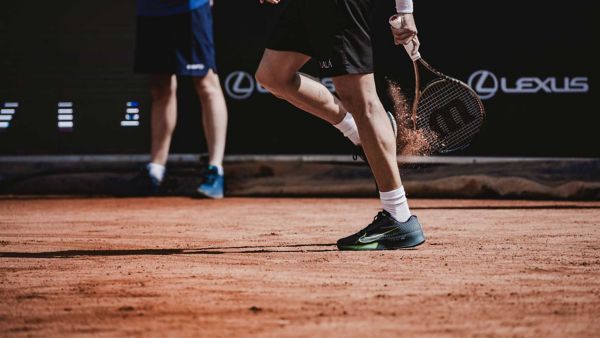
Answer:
[
  {"left": 134, "top": 3, "right": 216, "bottom": 76},
  {"left": 267, "top": 0, "right": 375, "bottom": 77}
]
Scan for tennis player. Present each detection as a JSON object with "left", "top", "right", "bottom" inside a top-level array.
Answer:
[
  {"left": 132, "top": 0, "right": 227, "bottom": 198},
  {"left": 256, "top": 0, "right": 425, "bottom": 250}
]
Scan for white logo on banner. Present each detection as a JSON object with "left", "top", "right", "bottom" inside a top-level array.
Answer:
[
  {"left": 468, "top": 70, "right": 499, "bottom": 100},
  {"left": 468, "top": 70, "right": 590, "bottom": 100},
  {"left": 225, "top": 71, "right": 255, "bottom": 100}
]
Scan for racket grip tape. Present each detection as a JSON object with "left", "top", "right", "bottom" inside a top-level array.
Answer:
[{"left": 389, "top": 14, "right": 421, "bottom": 61}]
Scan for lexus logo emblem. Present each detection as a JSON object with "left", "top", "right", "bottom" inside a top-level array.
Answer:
[
  {"left": 468, "top": 70, "right": 499, "bottom": 100},
  {"left": 468, "top": 70, "right": 590, "bottom": 99},
  {"left": 224, "top": 71, "right": 255, "bottom": 100}
]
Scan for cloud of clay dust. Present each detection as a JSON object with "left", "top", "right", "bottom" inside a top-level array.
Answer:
[{"left": 387, "top": 80, "right": 432, "bottom": 156}]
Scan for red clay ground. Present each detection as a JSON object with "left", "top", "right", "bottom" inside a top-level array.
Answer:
[{"left": 1, "top": 197, "right": 599, "bottom": 337}]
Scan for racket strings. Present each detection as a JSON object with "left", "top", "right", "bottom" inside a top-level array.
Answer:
[{"left": 417, "top": 80, "right": 484, "bottom": 152}]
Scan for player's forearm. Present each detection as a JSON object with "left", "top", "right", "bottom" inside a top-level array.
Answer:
[{"left": 395, "top": 0, "right": 413, "bottom": 14}]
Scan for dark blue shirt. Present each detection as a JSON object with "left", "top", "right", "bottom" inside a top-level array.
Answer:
[{"left": 137, "top": 0, "right": 209, "bottom": 17}]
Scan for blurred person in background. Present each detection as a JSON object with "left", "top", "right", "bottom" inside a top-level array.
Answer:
[{"left": 131, "top": 0, "right": 228, "bottom": 198}]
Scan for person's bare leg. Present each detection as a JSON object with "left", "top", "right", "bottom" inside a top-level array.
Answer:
[
  {"left": 192, "top": 69, "right": 228, "bottom": 167},
  {"left": 149, "top": 75, "right": 178, "bottom": 166},
  {"left": 333, "top": 73, "right": 401, "bottom": 192},
  {"left": 255, "top": 49, "right": 347, "bottom": 125}
]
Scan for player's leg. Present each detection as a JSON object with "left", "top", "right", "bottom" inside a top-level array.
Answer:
[
  {"left": 149, "top": 74, "right": 178, "bottom": 168},
  {"left": 192, "top": 70, "right": 228, "bottom": 199},
  {"left": 256, "top": 50, "right": 348, "bottom": 126},
  {"left": 130, "top": 11, "right": 178, "bottom": 194},
  {"left": 192, "top": 70, "right": 228, "bottom": 171},
  {"left": 125, "top": 74, "right": 177, "bottom": 195},
  {"left": 333, "top": 73, "right": 424, "bottom": 250},
  {"left": 256, "top": 0, "right": 362, "bottom": 145},
  {"left": 186, "top": 3, "right": 227, "bottom": 198},
  {"left": 332, "top": 74, "right": 399, "bottom": 192}
]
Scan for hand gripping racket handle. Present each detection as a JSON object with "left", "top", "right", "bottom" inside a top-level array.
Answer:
[{"left": 389, "top": 14, "right": 421, "bottom": 61}]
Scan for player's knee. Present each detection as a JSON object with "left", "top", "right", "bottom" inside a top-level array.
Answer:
[
  {"left": 255, "top": 67, "right": 274, "bottom": 90},
  {"left": 255, "top": 67, "right": 287, "bottom": 96},
  {"left": 193, "top": 73, "right": 221, "bottom": 98},
  {"left": 339, "top": 94, "right": 379, "bottom": 120},
  {"left": 150, "top": 79, "right": 177, "bottom": 100}
]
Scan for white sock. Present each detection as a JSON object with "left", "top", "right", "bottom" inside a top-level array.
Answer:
[
  {"left": 210, "top": 164, "right": 224, "bottom": 176},
  {"left": 333, "top": 112, "right": 361, "bottom": 145},
  {"left": 379, "top": 186, "right": 411, "bottom": 222},
  {"left": 146, "top": 162, "right": 166, "bottom": 182}
]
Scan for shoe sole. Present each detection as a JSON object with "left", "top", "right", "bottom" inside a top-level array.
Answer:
[
  {"left": 195, "top": 189, "right": 224, "bottom": 199},
  {"left": 337, "top": 230, "right": 426, "bottom": 251}
]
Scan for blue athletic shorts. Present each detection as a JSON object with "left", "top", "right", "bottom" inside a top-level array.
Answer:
[{"left": 134, "top": 3, "right": 216, "bottom": 76}]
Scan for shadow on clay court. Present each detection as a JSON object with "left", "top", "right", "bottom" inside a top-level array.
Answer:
[
  {"left": 0, "top": 243, "right": 345, "bottom": 258},
  {"left": 0, "top": 243, "right": 424, "bottom": 258}
]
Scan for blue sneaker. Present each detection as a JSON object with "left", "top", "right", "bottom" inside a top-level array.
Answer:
[{"left": 196, "top": 165, "right": 224, "bottom": 199}]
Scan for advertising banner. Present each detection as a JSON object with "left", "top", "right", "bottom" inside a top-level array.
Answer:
[{"left": 0, "top": 1, "right": 596, "bottom": 157}]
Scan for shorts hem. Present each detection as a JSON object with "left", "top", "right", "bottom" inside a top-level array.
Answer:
[
  {"left": 265, "top": 45, "right": 312, "bottom": 58},
  {"left": 321, "top": 66, "right": 374, "bottom": 78}
]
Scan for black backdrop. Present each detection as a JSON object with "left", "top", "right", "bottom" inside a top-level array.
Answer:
[{"left": 0, "top": 0, "right": 597, "bottom": 157}]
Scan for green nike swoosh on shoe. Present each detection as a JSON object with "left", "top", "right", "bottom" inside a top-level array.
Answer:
[{"left": 357, "top": 227, "right": 399, "bottom": 244}]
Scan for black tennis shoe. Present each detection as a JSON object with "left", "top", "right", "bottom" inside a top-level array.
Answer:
[
  {"left": 337, "top": 211, "right": 425, "bottom": 250},
  {"left": 126, "top": 166, "right": 163, "bottom": 196}
]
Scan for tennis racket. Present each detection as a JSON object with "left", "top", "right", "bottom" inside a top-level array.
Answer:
[{"left": 390, "top": 15, "right": 485, "bottom": 154}]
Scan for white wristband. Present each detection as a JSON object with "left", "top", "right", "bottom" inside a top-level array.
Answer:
[{"left": 395, "top": 0, "right": 413, "bottom": 14}]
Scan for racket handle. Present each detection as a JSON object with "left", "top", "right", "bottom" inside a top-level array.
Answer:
[{"left": 389, "top": 14, "right": 421, "bottom": 61}]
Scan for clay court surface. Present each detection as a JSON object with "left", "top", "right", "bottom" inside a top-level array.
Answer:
[{"left": 1, "top": 197, "right": 599, "bottom": 337}]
